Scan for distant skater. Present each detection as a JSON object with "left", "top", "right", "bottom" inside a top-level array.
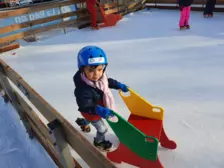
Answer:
[
  {"left": 86, "top": 0, "right": 100, "bottom": 29},
  {"left": 178, "top": 0, "right": 193, "bottom": 30},
  {"left": 203, "top": 0, "right": 216, "bottom": 17}
]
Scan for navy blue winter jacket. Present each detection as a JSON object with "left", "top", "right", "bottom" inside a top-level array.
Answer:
[
  {"left": 73, "top": 70, "right": 120, "bottom": 115},
  {"left": 178, "top": 0, "right": 193, "bottom": 6}
]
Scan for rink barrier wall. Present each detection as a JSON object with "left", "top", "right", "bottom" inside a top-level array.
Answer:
[
  {"left": 0, "top": 0, "right": 89, "bottom": 46},
  {"left": 1, "top": 0, "right": 223, "bottom": 52},
  {"left": 0, "top": 0, "right": 145, "bottom": 51},
  {"left": 0, "top": 59, "right": 117, "bottom": 168},
  {"left": 145, "top": 0, "right": 224, "bottom": 12}
]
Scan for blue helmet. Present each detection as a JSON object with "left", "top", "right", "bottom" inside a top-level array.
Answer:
[{"left": 77, "top": 46, "right": 108, "bottom": 68}]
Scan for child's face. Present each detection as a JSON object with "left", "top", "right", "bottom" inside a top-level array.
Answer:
[{"left": 83, "top": 65, "right": 105, "bottom": 81}]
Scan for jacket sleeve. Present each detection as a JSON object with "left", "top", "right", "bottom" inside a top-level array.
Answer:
[
  {"left": 178, "top": 0, "right": 184, "bottom": 6},
  {"left": 108, "top": 78, "right": 119, "bottom": 89},
  {"left": 75, "top": 89, "right": 97, "bottom": 114},
  {"left": 189, "top": 0, "right": 194, "bottom": 5}
]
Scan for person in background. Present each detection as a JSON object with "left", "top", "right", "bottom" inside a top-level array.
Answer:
[
  {"left": 86, "top": 0, "right": 100, "bottom": 30},
  {"left": 203, "top": 0, "right": 216, "bottom": 17},
  {"left": 178, "top": 0, "right": 193, "bottom": 30}
]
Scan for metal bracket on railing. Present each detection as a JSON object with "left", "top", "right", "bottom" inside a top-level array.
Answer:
[
  {"left": 0, "top": 84, "right": 10, "bottom": 103},
  {"left": 0, "top": 65, "right": 10, "bottom": 103},
  {"left": 17, "top": 83, "right": 30, "bottom": 99},
  {"left": 48, "top": 119, "right": 76, "bottom": 168},
  {"left": 0, "top": 63, "right": 6, "bottom": 74}
]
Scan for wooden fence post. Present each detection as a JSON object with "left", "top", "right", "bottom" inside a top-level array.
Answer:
[
  {"left": 0, "top": 83, "right": 10, "bottom": 103},
  {"left": 27, "top": 12, "right": 37, "bottom": 41},
  {"left": 47, "top": 119, "right": 76, "bottom": 168},
  {"left": 58, "top": 4, "right": 67, "bottom": 34},
  {"left": 12, "top": 88, "right": 64, "bottom": 168},
  {"left": 0, "top": 59, "right": 116, "bottom": 168},
  {"left": 0, "top": 63, "right": 34, "bottom": 139}
]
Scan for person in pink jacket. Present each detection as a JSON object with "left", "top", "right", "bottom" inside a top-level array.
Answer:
[{"left": 178, "top": 0, "right": 194, "bottom": 30}]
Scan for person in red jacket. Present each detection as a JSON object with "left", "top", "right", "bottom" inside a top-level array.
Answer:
[{"left": 86, "top": 0, "right": 100, "bottom": 30}]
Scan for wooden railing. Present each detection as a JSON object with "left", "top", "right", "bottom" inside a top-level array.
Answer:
[
  {"left": 1, "top": 0, "right": 223, "bottom": 167},
  {"left": 0, "top": 58, "right": 117, "bottom": 168},
  {"left": 0, "top": 0, "right": 90, "bottom": 45},
  {"left": 0, "top": 0, "right": 145, "bottom": 50}
]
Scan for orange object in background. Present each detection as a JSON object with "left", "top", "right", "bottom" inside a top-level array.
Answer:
[
  {"left": 0, "top": 43, "right": 20, "bottom": 53},
  {"left": 98, "top": 4, "right": 122, "bottom": 28}
]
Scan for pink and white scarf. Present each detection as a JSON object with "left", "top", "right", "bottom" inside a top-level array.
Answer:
[{"left": 81, "top": 72, "right": 117, "bottom": 112}]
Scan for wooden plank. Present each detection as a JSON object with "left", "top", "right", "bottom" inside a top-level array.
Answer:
[
  {"left": 0, "top": 14, "right": 89, "bottom": 44},
  {"left": 48, "top": 119, "right": 76, "bottom": 168},
  {"left": 13, "top": 87, "right": 54, "bottom": 145},
  {"left": 125, "top": 0, "right": 145, "bottom": 11},
  {"left": 73, "top": 158, "right": 82, "bottom": 168},
  {"left": 0, "top": 84, "right": 8, "bottom": 103},
  {"left": 119, "top": 1, "right": 145, "bottom": 15},
  {"left": 155, "top": 0, "right": 178, "bottom": 4},
  {"left": 0, "top": 64, "right": 33, "bottom": 138},
  {"left": 104, "top": 2, "right": 118, "bottom": 8},
  {"left": 116, "top": 5, "right": 126, "bottom": 14},
  {"left": 0, "top": 0, "right": 84, "bottom": 19},
  {"left": 0, "top": 61, "right": 57, "bottom": 121},
  {"left": 128, "top": 1, "right": 139, "bottom": 9},
  {"left": 104, "top": 8, "right": 119, "bottom": 14},
  {"left": 130, "top": 2, "right": 145, "bottom": 11},
  {"left": 217, "top": 0, "right": 224, "bottom": 4},
  {"left": 0, "top": 43, "right": 20, "bottom": 53},
  {"left": 192, "top": 0, "right": 205, "bottom": 4},
  {"left": 0, "top": 60, "right": 116, "bottom": 168},
  {"left": 11, "top": 84, "right": 82, "bottom": 168},
  {"left": 0, "top": 9, "right": 88, "bottom": 35},
  {"left": 26, "top": 116, "right": 63, "bottom": 168}
]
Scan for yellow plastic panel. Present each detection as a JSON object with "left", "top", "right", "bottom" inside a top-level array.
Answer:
[{"left": 119, "top": 88, "right": 164, "bottom": 120}]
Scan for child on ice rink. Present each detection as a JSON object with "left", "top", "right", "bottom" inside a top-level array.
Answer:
[
  {"left": 178, "top": 0, "right": 193, "bottom": 30},
  {"left": 73, "top": 45, "right": 129, "bottom": 151}
]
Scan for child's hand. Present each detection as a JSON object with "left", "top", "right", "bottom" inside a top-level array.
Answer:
[
  {"left": 96, "top": 105, "right": 114, "bottom": 119},
  {"left": 117, "top": 82, "right": 129, "bottom": 92}
]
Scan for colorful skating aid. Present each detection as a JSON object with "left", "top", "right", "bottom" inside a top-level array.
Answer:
[
  {"left": 107, "top": 88, "right": 177, "bottom": 168},
  {"left": 106, "top": 110, "right": 159, "bottom": 161},
  {"left": 119, "top": 88, "right": 164, "bottom": 120}
]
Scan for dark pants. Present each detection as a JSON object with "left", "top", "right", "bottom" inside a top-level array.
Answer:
[{"left": 204, "top": 0, "right": 216, "bottom": 15}]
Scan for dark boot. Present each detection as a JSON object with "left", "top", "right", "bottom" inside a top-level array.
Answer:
[
  {"left": 185, "top": 25, "right": 190, "bottom": 29},
  {"left": 93, "top": 138, "right": 113, "bottom": 151},
  {"left": 75, "top": 118, "right": 91, "bottom": 133}
]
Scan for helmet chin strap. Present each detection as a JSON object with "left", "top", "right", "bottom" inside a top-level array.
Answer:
[{"left": 103, "top": 64, "right": 108, "bottom": 73}]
